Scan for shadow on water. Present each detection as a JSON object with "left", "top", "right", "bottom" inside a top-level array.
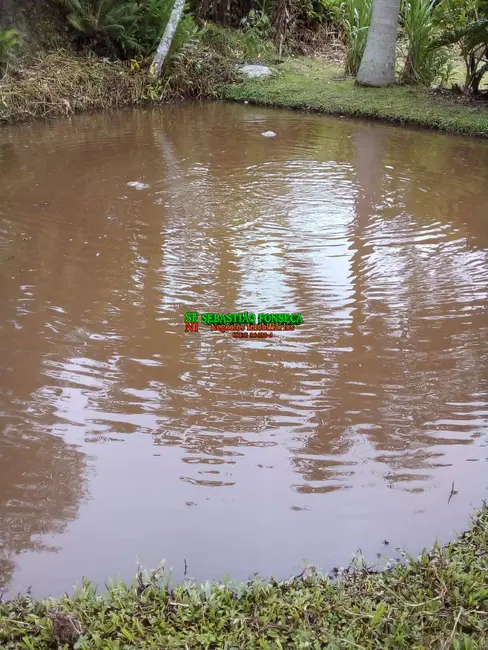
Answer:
[{"left": 0, "top": 104, "right": 487, "bottom": 595}]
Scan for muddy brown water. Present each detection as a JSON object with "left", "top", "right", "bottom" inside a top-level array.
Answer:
[{"left": 0, "top": 103, "right": 488, "bottom": 597}]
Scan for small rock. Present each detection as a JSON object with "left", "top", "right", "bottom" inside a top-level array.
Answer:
[
  {"left": 262, "top": 131, "right": 276, "bottom": 138},
  {"left": 238, "top": 64, "right": 273, "bottom": 79}
]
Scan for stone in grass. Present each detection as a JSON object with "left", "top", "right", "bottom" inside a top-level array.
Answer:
[{"left": 238, "top": 64, "right": 273, "bottom": 79}]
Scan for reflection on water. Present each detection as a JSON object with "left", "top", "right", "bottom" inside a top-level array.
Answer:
[
  {"left": 0, "top": 104, "right": 487, "bottom": 596},
  {"left": 0, "top": 428, "right": 88, "bottom": 588}
]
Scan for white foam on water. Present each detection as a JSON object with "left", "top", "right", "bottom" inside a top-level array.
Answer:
[{"left": 127, "top": 181, "right": 150, "bottom": 191}]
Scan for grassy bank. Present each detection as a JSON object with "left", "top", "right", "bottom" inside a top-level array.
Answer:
[
  {"left": 225, "top": 58, "right": 488, "bottom": 137},
  {"left": 3, "top": 48, "right": 488, "bottom": 135},
  {"left": 2, "top": 43, "right": 488, "bottom": 135},
  {"left": 1, "top": 506, "right": 487, "bottom": 649}
]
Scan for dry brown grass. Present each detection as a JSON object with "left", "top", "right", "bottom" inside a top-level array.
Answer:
[
  {"left": 165, "top": 45, "right": 238, "bottom": 99},
  {"left": 0, "top": 47, "right": 238, "bottom": 124},
  {"left": 0, "top": 50, "right": 149, "bottom": 123}
]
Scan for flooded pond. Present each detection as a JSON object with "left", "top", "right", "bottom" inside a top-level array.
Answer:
[{"left": 1, "top": 104, "right": 488, "bottom": 597}]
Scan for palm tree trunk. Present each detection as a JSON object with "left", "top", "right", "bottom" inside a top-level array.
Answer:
[
  {"left": 152, "top": 0, "right": 186, "bottom": 78},
  {"left": 356, "top": 0, "right": 401, "bottom": 87}
]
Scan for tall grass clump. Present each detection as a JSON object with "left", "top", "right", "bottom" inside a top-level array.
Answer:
[
  {"left": 401, "top": 0, "right": 453, "bottom": 86},
  {"left": 341, "top": 0, "right": 372, "bottom": 75}
]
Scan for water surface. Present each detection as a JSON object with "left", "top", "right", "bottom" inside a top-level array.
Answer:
[{"left": 1, "top": 104, "right": 487, "bottom": 596}]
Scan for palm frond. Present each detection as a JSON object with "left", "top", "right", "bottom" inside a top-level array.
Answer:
[
  {"left": 66, "top": 13, "right": 91, "bottom": 34},
  {"left": 430, "top": 19, "right": 488, "bottom": 51},
  {"left": 57, "top": 0, "right": 85, "bottom": 14},
  {"left": 57, "top": 0, "right": 192, "bottom": 58}
]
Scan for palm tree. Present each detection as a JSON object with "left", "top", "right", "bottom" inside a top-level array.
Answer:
[{"left": 356, "top": 0, "right": 401, "bottom": 86}]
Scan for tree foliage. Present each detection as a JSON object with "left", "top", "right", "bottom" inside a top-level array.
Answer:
[
  {"left": 193, "top": 0, "right": 343, "bottom": 33},
  {"left": 432, "top": 16, "right": 488, "bottom": 92}
]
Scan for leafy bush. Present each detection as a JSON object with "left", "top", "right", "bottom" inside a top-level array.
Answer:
[
  {"left": 240, "top": 8, "right": 274, "bottom": 56},
  {"left": 193, "top": 0, "right": 345, "bottom": 47},
  {"left": 57, "top": 0, "right": 197, "bottom": 59},
  {"left": 57, "top": 0, "right": 141, "bottom": 56},
  {"left": 0, "top": 29, "right": 19, "bottom": 76},
  {"left": 341, "top": 0, "right": 372, "bottom": 75},
  {"left": 291, "top": 0, "right": 343, "bottom": 26},
  {"left": 199, "top": 21, "right": 273, "bottom": 59},
  {"left": 432, "top": 17, "right": 488, "bottom": 92},
  {"left": 400, "top": 0, "right": 453, "bottom": 86},
  {"left": 432, "top": 0, "right": 480, "bottom": 32},
  {"left": 131, "top": 0, "right": 198, "bottom": 56},
  {"left": 199, "top": 22, "right": 245, "bottom": 56},
  {"left": 131, "top": 0, "right": 171, "bottom": 53}
]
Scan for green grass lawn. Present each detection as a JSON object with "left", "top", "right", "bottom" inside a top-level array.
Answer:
[
  {"left": 1, "top": 506, "right": 488, "bottom": 649},
  {"left": 224, "top": 58, "right": 488, "bottom": 136}
]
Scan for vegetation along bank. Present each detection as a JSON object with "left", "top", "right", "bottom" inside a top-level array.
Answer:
[
  {"left": 0, "top": 505, "right": 487, "bottom": 648},
  {"left": 0, "top": 0, "right": 487, "bottom": 133}
]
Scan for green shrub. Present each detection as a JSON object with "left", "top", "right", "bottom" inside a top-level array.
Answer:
[
  {"left": 0, "top": 29, "right": 20, "bottom": 76},
  {"left": 432, "top": 0, "right": 480, "bottom": 32},
  {"left": 199, "top": 22, "right": 246, "bottom": 56},
  {"left": 199, "top": 21, "right": 273, "bottom": 59},
  {"left": 431, "top": 17, "right": 488, "bottom": 92},
  {"left": 131, "top": 0, "right": 198, "bottom": 57},
  {"left": 341, "top": 0, "right": 372, "bottom": 75},
  {"left": 240, "top": 8, "right": 274, "bottom": 57},
  {"left": 57, "top": 0, "right": 141, "bottom": 56},
  {"left": 400, "top": 0, "right": 454, "bottom": 86},
  {"left": 57, "top": 0, "right": 196, "bottom": 59},
  {"left": 292, "top": 0, "right": 343, "bottom": 26}
]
